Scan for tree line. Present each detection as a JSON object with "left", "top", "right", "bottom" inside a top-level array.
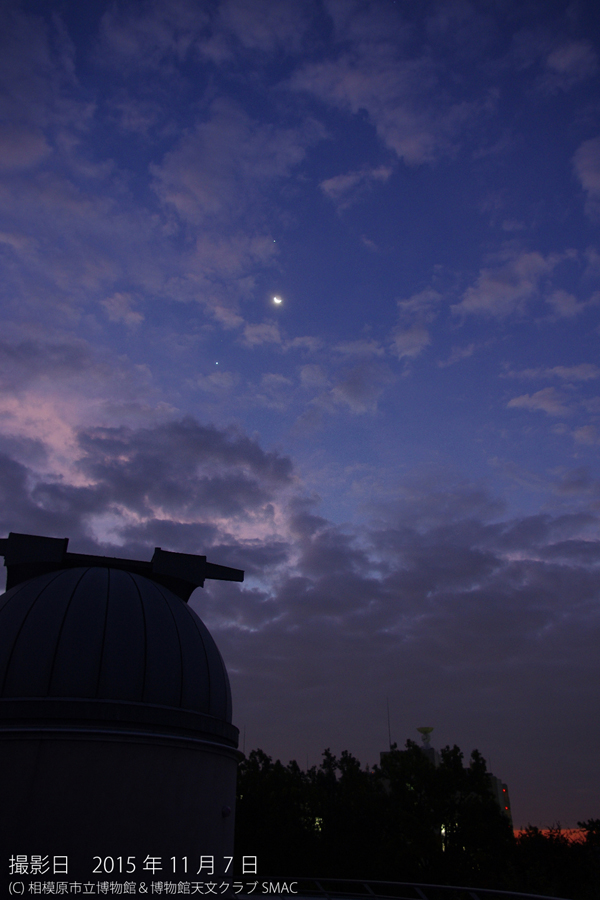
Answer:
[{"left": 235, "top": 742, "right": 600, "bottom": 900}]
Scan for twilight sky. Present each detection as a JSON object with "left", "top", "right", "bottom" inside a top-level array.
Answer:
[{"left": 2, "top": 0, "right": 600, "bottom": 828}]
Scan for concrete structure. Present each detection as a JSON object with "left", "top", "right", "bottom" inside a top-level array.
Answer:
[
  {"left": 489, "top": 773, "right": 512, "bottom": 822},
  {"left": 0, "top": 532, "right": 244, "bottom": 881},
  {"left": 416, "top": 725, "right": 441, "bottom": 767}
]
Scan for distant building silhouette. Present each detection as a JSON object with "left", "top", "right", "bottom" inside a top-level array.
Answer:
[
  {"left": 0, "top": 532, "right": 244, "bottom": 880},
  {"left": 416, "top": 725, "right": 440, "bottom": 767},
  {"left": 488, "top": 773, "right": 512, "bottom": 822}
]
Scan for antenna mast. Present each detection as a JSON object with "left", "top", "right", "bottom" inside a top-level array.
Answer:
[{"left": 386, "top": 697, "right": 392, "bottom": 750}]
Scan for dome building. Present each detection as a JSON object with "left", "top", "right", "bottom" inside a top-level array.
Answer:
[{"left": 0, "top": 532, "right": 244, "bottom": 882}]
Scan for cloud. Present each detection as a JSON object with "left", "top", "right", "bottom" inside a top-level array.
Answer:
[
  {"left": 0, "top": 147, "right": 171, "bottom": 322},
  {"left": 546, "top": 288, "right": 589, "bottom": 318},
  {"left": 504, "top": 364, "right": 600, "bottom": 382},
  {"left": 241, "top": 322, "right": 288, "bottom": 349},
  {"left": 320, "top": 165, "right": 392, "bottom": 211},
  {"left": 390, "top": 324, "right": 431, "bottom": 360},
  {"left": 0, "top": 124, "right": 51, "bottom": 171},
  {"left": 0, "top": 335, "right": 102, "bottom": 392},
  {"left": 333, "top": 339, "right": 385, "bottom": 358},
  {"left": 573, "top": 425, "right": 598, "bottom": 446},
  {"left": 190, "top": 235, "right": 278, "bottom": 295},
  {"left": 502, "top": 371, "right": 600, "bottom": 439},
  {"left": 299, "top": 364, "right": 328, "bottom": 389},
  {"left": 290, "top": 3, "right": 482, "bottom": 166},
  {"left": 0, "top": 329, "right": 188, "bottom": 481},
  {"left": 453, "top": 251, "right": 559, "bottom": 318},
  {"left": 148, "top": 99, "right": 324, "bottom": 311},
  {"left": 360, "top": 235, "right": 380, "bottom": 253},
  {"left": 0, "top": 433, "right": 301, "bottom": 608},
  {"left": 390, "top": 288, "right": 441, "bottom": 360},
  {"left": 396, "top": 287, "right": 442, "bottom": 318},
  {"left": 98, "top": 0, "right": 314, "bottom": 72},
  {"left": 509, "top": 29, "right": 597, "bottom": 93},
  {"left": 77, "top": 416, "right": 293, "bottom": 501},
  {"left": 0, "top": 5, "right": 82, "bottom": 153},
  {"left": 151, "top": 99, "right": 319, "bottom": 226},
  {"left": 286, "top": 335, "right": 323, "bottom": 353},
  {"left": 101, "top": 292, "right": 144, "bottom": 327},
  {"left": 507, "top": 387, "right": 573, "bottom": 417},
  {"left": 542, "top": 40, "right": 597, "bottom": 91},
  {"left": 201, "top": 478, "right": 600, "bottom": 826},
  {"left": 250, "top": 373, "right": 295, "bottom": 411},
  {"left": 327, "top": 361, "right": 395, "bottom": 414},
  {"left": 97, "top": 0, "right": 208, "bottom": 71},
  {"left": 573, "top": 136, "right": 600, "bottom": 217},
  {"left": 217, "top": 0, "right": 313, "bottom": 53},
  {"left": 0, "top": 450, "right": 89, "bottom": 542},
  {"left": 438, "top": 343, "right": 475, "bottom": 368},
  {"left": 501, "top": 219, "right": 526, "bottom": 232},
  {"left": 0, "top": 10, "right": 144, "bottom": 319},
  {"left": 295, "top": 358, "right": 395, "bottom": 418},
  {"left": 293, "top": 55, "right": 465, "bottom": 165},
  {"left": 238, "top": 322, "right": 323, "bottom": 353},
  {"left": 3, "top": 415, "right": 294, "bottom": 550},
  {"left": 195, "top": 369, "right": 241, "bottom": 396},
  {"left": 1, "top": 385, "right": 600, "bottom": 824}
]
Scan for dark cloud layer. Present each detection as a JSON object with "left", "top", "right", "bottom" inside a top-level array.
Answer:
[
  {"left": 204, "top": 490, "right": 600, "bottom": 829},
  {"left": 1, "top": 413, "right": 598, "bottom": 826},
  {"left": 0, "top": 416, "right": 293, "bottom": 546}
]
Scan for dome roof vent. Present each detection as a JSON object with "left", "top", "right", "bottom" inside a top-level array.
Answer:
[{"left": 0, "top": 533, "right": 244, "bottom": 745}]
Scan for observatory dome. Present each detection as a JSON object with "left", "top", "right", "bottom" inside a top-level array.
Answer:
[
  {"left": 0, "top": 534, "right": 243, "bottom": 874},
  {"left": 0, "top": 565, "right": 237, "bottom": 746}
]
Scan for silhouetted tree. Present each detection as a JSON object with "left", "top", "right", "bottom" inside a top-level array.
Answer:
[
  {"left": 235, "top": 748, "right": 317, "bottom": 873},
  {"left": 514, "top": 826, "right": 597, "bottom": 900},
  {"left": 236, "top": 743, "right": 600, "bottom": 897},
  {"left": 236, "top": 741, "right": 516, "bottom": 885},
  {"left": 429, "top": 746, "right": 513, "bottom": 884}
]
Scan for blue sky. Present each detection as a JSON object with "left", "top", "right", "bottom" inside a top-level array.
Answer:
[{"left": 2, "top": 0, "right": 600, "bottom": 827}]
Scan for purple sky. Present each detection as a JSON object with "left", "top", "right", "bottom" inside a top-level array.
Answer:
[{"left": 2, "top": 0, "right": 600, "bottom": 828}]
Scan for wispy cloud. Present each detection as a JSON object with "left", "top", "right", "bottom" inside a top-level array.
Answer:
[
  {"left": 290, "top": 3, "right": 484, "bottom": 166},
  {"left": 152, "top": 99, "right": 317, "bottom": 226},
  {"left": 333, "top": 338, "right": 385, "bottom": 358},
  {"left": 318, "top": 361, "right": 395, "bottom": 415},
  {"left": 390, "top": 288, "right": 441, "bottom": 360},
  {"left": 504, "top": 364, "right": 600, "bottom": 382},
  {"left": 573, "top": 135, "right": 600, "bottom": 218},
  {"left": 438, "top": 344, "right": 476, "bottom": 368},
  {"left": 241, "top": 321, "right": 283, "bottom": 348},
  {"left": 507, "top": 387, "right": 573, "bottom": 417},
  {"left": 542, "top": 40, "right": 597, "bottom": 91},
  {"left": 320, "top": 165, "right": 392, "bottom": 211},
  {"left": 97, "top": 0, "right": 209, "bottom": 72},
  {"left": 217, "top": 0, "right": 312, "bottom": 54},
  {"left": 453, "top": 250, "right": 566, "bottom": 318},
  {"left": 101, "top": 292, "right": 144, "bottom": 327}
]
